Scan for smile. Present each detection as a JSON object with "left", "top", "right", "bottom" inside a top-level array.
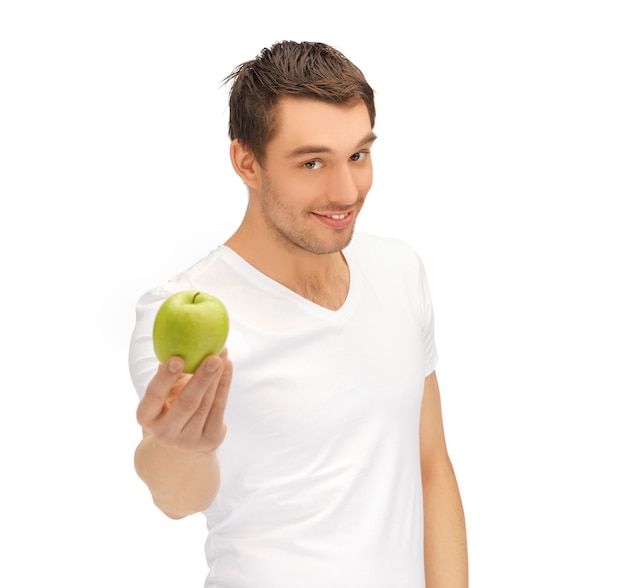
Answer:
[{"left": 312, "top": 210, "right": 354, "bottom": 229}]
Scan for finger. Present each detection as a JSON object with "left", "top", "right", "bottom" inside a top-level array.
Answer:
[
  {"left": 177, "top": 356, "right": 226, "bottom": 438},
  {"left": 136, "top": 357, "right": 185, "bottom": 425},
  {"left": 161, "top": 355, "right": 224, "bottom": 432},
  {"left": 203, "top": 357, "right": 233, "bottom": 442}
]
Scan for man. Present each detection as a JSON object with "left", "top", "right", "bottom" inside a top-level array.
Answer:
[{"left": 130, "top": 40, "right": 468, "bottom": 587}]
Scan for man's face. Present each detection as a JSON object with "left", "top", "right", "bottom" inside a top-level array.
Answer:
[{"left": 254, "top": 96, "right": 376, "bottom": 255}]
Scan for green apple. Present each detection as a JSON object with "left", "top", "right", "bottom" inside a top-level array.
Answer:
[{"left": 153, "top": 290, "right": 229, "bottom": 373}]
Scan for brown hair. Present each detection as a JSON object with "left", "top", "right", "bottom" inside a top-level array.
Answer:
[{"left": 224, "top": 41, "right": 376, "bottom": 162}]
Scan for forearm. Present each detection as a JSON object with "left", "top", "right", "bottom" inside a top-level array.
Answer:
[
  {"left": 134, "top": 431, "right": 221, "bottom": 519},
  {"left": 422, "top": 453, "right": 468, "bottom": 588}
]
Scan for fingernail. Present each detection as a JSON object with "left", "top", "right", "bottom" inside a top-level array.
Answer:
[
  {"left": 167, "top": 357, "right": 183, "bottom": 373},
  {"left": 205, "top": 357, "right": 219, "bottom": 373}
]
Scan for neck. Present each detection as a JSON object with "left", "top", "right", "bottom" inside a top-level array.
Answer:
[
  {"left": 225, "top": 221, "right": 351, "bottom": 311},
  {"left": 295, "top": 265, "right": 350, "bottom": 310}
]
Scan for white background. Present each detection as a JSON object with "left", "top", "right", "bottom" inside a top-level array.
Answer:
[{"left": 1, "top": 1, "right": 625, "bottom": 586}]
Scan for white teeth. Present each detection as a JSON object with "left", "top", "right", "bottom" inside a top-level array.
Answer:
[{"left": 328, "top": 214, "right": 347, "bottom": 220}]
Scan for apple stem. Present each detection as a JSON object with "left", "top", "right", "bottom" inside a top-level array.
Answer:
[{"left": 192, "top": 292, "right": 201, "bottom": 304}]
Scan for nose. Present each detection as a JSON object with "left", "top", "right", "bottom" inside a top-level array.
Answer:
[{"left": 325, "top": 163, "right": 364, "bottom": 206}]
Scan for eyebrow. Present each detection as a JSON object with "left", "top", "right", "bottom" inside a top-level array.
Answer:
[{"left": 286, "top": 132, "right": 378, "bottom": 159}]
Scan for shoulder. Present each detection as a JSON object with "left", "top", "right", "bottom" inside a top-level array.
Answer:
[
  {"left": 135, "top": 246, "right": 233, "bottom": 304},
  {"left": 131, "top": 248, "right": 227, "bottom": 337},
  {"left": 346, "top": 233, "right": 433, "bottom": 314},
  {"left": 346, "top": 232, "right": 426, "bottom": 273}
]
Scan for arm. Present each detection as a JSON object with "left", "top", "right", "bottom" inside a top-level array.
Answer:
[
  {"left": 420, "top": 370, "right": 468, "bottom": 587},
  {"left": 134, "top": 350, "right": 233, "bottom": 519}
]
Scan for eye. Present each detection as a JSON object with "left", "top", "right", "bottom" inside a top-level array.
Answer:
[
  {"left": 349, "top": 151, "right": 368, "bottom": 162},
  {"left": 303, "top": 160, "right": 323, "bottom": 170}
]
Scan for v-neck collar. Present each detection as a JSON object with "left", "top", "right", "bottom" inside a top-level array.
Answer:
[{"left": 217, "top": 244, "right": 361, "bottom": 324}]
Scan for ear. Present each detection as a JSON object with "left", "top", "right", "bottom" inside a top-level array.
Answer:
[{"left": 230, "top": 139, "right": 261, "bottom": 189}]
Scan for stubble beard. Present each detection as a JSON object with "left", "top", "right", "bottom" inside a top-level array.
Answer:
[{"left": 258, "top": 179, "right": 360, "bottom": 256}]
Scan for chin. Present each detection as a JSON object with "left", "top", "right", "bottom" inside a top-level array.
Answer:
[{"left": 310, "top": 229, "right": 355, "bottom": 255}]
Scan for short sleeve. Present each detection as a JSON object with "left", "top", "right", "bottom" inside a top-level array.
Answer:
[
  {"left": 128, "top": 285, "right": 177, "bottom": 399},
  {"left": 414, "top": 252, "right": 439, "bottom": 376}
]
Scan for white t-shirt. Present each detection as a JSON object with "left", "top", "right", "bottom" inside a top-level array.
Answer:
[{"left": 129, "top": 232, "right": 438, "bottom": 588}]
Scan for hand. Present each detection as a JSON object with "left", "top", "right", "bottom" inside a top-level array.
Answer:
[{"left": 136, "top": 349, "right": 233, "bottom": 454}]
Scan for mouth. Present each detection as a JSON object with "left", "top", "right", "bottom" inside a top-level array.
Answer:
[{"left": 312, "top": 210, "right": 354, "bottom": 229}]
